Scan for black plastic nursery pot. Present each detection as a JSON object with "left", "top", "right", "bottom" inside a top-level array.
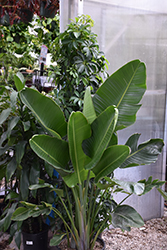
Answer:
[{"left": 22, "top": 226, "right": 48, "bottom": 250}]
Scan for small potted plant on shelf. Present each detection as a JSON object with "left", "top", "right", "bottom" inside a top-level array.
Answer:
[{"left": 12, "top": 60, "right": 166, "bottom": 250}]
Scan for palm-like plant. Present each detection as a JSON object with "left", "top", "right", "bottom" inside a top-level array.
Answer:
[{"left": 12, "top": 60, "right": 165, "bottom": 250}]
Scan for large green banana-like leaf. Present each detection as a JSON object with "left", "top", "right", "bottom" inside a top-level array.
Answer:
[
  {"left": 93, "top": 145, "right": 130, "bottom": 183},
  {"left": 20, "top": 88, "right": 67, "bottom": 138},
  {"left": 112, "top": 205, "right": 144, "bottom": 231},
  {"left": 93, "top": 60, "right": 146, "bottom": 130},
  {"left": 120, "top": 134, "right": 164, "bottom": 168},
  {"left": 83, "top": 87, "right": 96, "bottom": 124},
  {"left": 83, "top": 106, "right": 118, "bottom": 170},
  {"left": 63, "top": 170, "right": 95, "bottom": 188},
  {"left": 30, "top": 134, "right": 71, "bottom": 177},
  {"left": 68, "top": 112, "right": 91, "bottom": 184}
]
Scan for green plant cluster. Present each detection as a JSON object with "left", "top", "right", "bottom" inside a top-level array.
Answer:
[
  {"left": 0, "top": 77, "right": 59, "bottom": 247},
  {"left": 49, "top": 15, "right": 109, "bottom": 119},
  {"left": 0, "top": 14, "right": 60, "bottom": 86},
  {"left": 11, "top": 60, "right": 166, "bottom": 250}
]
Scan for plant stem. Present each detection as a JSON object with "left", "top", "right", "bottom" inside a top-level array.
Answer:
[{"left": 118, "top": 193, "right": 132, "bottom": 206}]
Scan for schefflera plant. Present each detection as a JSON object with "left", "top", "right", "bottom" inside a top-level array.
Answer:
[{"left": 12, "top": 60, "right": 165, "bottom": 250}]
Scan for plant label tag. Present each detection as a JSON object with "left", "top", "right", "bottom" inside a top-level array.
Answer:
[
  {"left": 26, "top": 241, "right": 33, "bottom": 245},
  {"left": 39, "top": 45, "right": 48, "bottom": 66}
]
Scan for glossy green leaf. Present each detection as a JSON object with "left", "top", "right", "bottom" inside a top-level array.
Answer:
[
  {"left": 14, "top": 230, "right": 22, "bottom": 249},
  {"left": 63, "top": 170, "right": 95, "bottom": 188},
  {"left": 15, "top": 141, "right": 26, "bottom": 164},
  {"left": 7, "top": 116, "right": 20, "bottom": 138},
  {"left": 20, "top": 88, "right": 67, "bottom": 137},
  {"left": 68, "top": 112, "right": 91, "bottom": 184},
  {"left": 5, "top": 191, "right": 19, "bottom": 201},
  {"left": 114, "top": 179, "right": 145, "bottom": 195},
  {"left": 83, "top": 87, "right": 96, "bottom": 124},
  {"left": 93, "top": 60, "right": 146, "bottom": 130},
  {"left": 3, "top": 203, "right": 17, "bottom": 231},
  {"left": 107, "top": 132, "right": 118, "bottom": 147},
  {"left": 45, "top": 161, "right": 54, "bottom": 178},
  {"left": 157, "top": 188, "right": 167, "bottom": 200},
  {"left": 138, "top": 176, "right": 165, "bottom": 195},
  {"left": 22, "top": 121, "right": 30, "bottom": 131},
  {"left": 30, "top": 134, "right": 70, "bottom": 177},
  {"left": 14, "top": 72, "right": 25, "bottom": 91},
  {"left": 0, "top": 108, "right": 11, "bottom": 125},
  {"left": 112, "top": 205, "right": 144, "bottom": 231},
  {"left": 29, "top": 183, "right": 53, "bottom": 190},
  {"left": 83, "top": 106, "right": 118, "bottom": 170},
  {"left": 12, "top": 207, "right": 32, "bottom": 221},
  {"left": 120, "top": 134, "right": 164, "bottom": 168},
  {"left": 10, "top": 90, "right": 18, "bottom": 107},
  {"left": 6, "top": 157, "right": 17, "bottom": 182},
  {"left": 93, "top": 145, "right": 130, "bottom": 183},
  {"left": 20, "top": 166, "right": 29, "bottom": 200},
  {"left": 50, "top": 234, "right": 66, "bottom": 246}
]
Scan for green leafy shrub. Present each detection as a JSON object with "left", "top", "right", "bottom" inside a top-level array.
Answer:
[{"left": 50, "top": 15, "right": 109, "bottom": 119}]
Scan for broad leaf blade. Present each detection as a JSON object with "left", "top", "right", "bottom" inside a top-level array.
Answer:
[
  {"left": 93, "top": 145, "right": 130, "bottom": 183},
  {"left": 157, "top": 188, "right": 167, "bottom": 200},
  {"left": 120, "top": 134, "right": 164, "bottom": 168},
  {"left": 0, "top": 108, "right": 11, "bottom": 125},
  {"left": 12, "top": 207, "right": 32, "bottom": 221},
  {"left": 93, "top": 60, "right": 146, "bottom": 130},
  {"left": 20, "top": 88, "right": 67, "bottom": 137},
  {"left": 6, "top": 157, "right": 17, "bottom": 182},
  {"left": 138, "top": 177, "right": 165, "bottom": 195},
  {"left": 14, "top": 72, "right": 25, "bottom": 91},
  {"left": 20, "top": 166, "right": 29, "bottom": 200},
  {"left": 50, "top": 234, "right": 66, "bottom": 246},
  {"left": 83, "top": 87, "right": 96, "bottom": 124},
  {"left": 63, "top": 170, "right": 95, "bottom": 188},
  {"left": 114, "top": 179, "right": 145, "bottom": 195},
  {"left": 112, "top": 205, "right": 144, "bottom": 230},
  {"left": 30, "top": 134, "right": 70, "bottom": 177},
  {"left": 83, "top": 106, "right": 118, "bottom": 170},
  {"left": 68, "top": 112, "right": 91, "bottom": 184}
]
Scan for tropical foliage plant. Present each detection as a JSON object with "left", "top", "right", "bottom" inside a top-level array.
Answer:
[
  {"left": 0, "top": 78, "right": 58, "bottom": 248},
  {"left": 12, "top": 60, "right": 166, "bottom": 250},
  {"left": 49, "top": 15, "right": 109, "bottom": 119}
]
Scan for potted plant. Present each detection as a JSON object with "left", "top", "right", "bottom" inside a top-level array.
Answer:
[
  {"left": 0, "top": 77, "right": 58, "bottom": 249},
  {"left": 12, "top": 59, "right": 166, "bottom": 250},
  {"left": 49, "top": 15, "right": 109, "bottom": 120}
]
